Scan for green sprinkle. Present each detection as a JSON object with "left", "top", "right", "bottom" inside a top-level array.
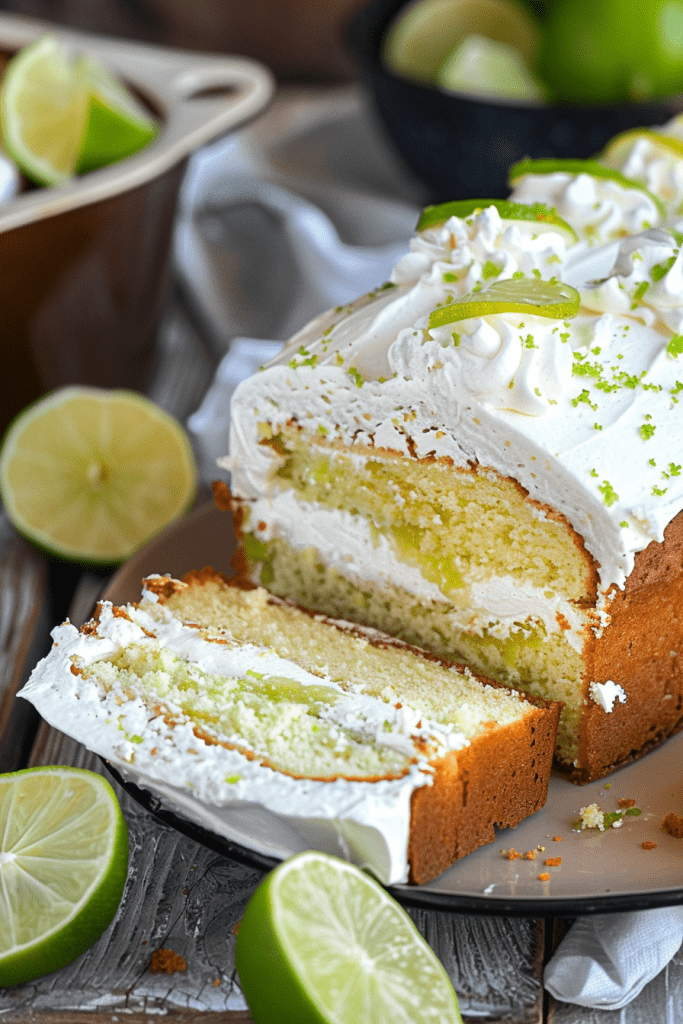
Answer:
[
  {"left": 442, "top": 271, "right": 458, "bottom": 282},
  {"left": 598, "top": 480, "right": 619, "bottom": 506},
  {"left": 225, "top": 774, "right": 241, "bottom": 784},
  {"left": 620, "top": 520, "right": 629, "bottom": 528},
  {"left": 481, "top": 261, "right": 500, "bottom": 279},
  {"left": 452, "top": 332, "right": 460, "bottom": 346},
  {"left": 590, "top": 468, "right": 599, "bottom": 477},
  {"left": 640, "top": 423, "right": 656, "bottom": 440},
  {"left": 669, "top": 463, "right": 682, "bottom": 477},
  {"left": 348, "top": 366, "right": 363, "bottom": 388},
  {"left": 667, "top": 335, "right": 683, "bottom": 358},
  {"left": 652, "top": 485, "right": 668, "bottom": 496},
  {"left": 651, "top": 256, "right": 676, "bottom": 281}
]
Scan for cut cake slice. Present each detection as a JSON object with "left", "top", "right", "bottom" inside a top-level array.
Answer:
[{"left": 20, "top": 568, "right": 560, "bottom": 885}]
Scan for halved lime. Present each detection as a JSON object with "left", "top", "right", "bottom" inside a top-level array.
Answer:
[
  {"left": 600, "top": 127, "right": 683, "bottom": 168},
  {"left": 1, "top": 33, "right": 158, "bottom": 186},
  {"left": 508, "top": 157, "right": 666, "bottom": 218},
  {"left": 0, "top": 767, "right": 128, "bottom": 988},
  {"left": 429, "top": 276, "right": 580, "bottom": 328},
  {"left": 1, "top": 33, "right": 89, "bottom": 186},
  {"left": 75, "top": 55, "right": 157, "bottom": 175},
  {"left": 437, "top": 33, "right": 548, "bottom": 101},
  {"left": 383, "top": 0, "right": 540, "bottom": 85},
  {"left": 417, "top": 197, "right": 579, "bottom": 243},
  {"left": 235, "top": 851, "right": 462, "bottom": 1024},
  {"left": 0, "top": 387, "right": 196, "bottom": 565}
]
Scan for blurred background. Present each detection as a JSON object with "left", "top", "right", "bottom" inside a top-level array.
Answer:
[{"left": 0, "top": 0, "right": 371, "bottom": 80}]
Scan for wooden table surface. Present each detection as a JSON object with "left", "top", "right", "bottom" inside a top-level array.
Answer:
[{"left": 1, "top": 300, "right": 682, "bottom": 1023}]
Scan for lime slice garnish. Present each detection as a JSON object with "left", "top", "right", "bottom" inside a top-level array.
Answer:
[
  {"left": 429, "top": 276, "right": 580, "bottom": 328},
  {"left": 1, "top": 34, "right": 89, "bottom": 186},
  {"left": 0, "top": 387, "right": 196, "bottom": 565},
  {"left": 235, "top": 851, "right": 463, "bottom": 1024},
  {"left": 437, "top": 34, "right": 548, "bottom": 101},
  {"left": 75, "top": 54, "right": 157, "bottom": 175},
  {"left": 417, "top": 197, "right": 579, "bottom": 243},
  {"left": 600, "top": 127, "right": 683, "bottom": 168},
  {"left": 1, "top": 33, "right": 157, "bottom": 186},
  {"left": 0, "top": 767, "right": 128, "bottom": 988},
  {"left": 383, "top": 0, "right": 540, "bottom": 85},
  {"left": 508, "top": 157, "right": 666, "bottom": 219}
]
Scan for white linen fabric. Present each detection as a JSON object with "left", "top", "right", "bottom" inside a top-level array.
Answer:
[{"left": 544, "top": 908, "right": 683, "bottom": 1009}]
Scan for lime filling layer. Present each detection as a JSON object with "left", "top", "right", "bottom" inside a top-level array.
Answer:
[
  {"left": 264, "top": 429, "right": 593, "bottom": 604},
  {"left": 242, "top": 535, "right": 584, "bottom": 765}
]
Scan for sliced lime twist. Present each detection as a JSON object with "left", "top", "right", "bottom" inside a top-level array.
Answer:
[
  {"left": 429, "top": 276, "right": 580, "bottom": 328},
  {"left": 417, "top": 197, "right": 579, "bottom": 243},
  {"left": 508, "top": 157, "right": 666, "bottom": 219},
  {"left": 0, "top": 387, "right": 196, "bottom": 565},
  {"left": 0, "top": 767, "right": 128, "bottom": 988},
  {"left": 235, "top": 851, "right": 463, "bottom": 1024},
  {"left": 600, "top": 128, "right": 683, "bottom": 167}
]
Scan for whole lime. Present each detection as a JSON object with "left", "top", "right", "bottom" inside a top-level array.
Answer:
[{"left": 538, "top": 0, "right": 683, "bottom": 104}]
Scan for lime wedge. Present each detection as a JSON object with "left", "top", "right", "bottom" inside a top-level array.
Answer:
[
  {"left": 600, "top": 127, "right": 683, "bottom": 168},
  {"left": 508, "top": 157, "right": 666, "bottom": 219},
  {"left": 0, "top": 387, "right": 196, "bottom": 565},
  {"left": 0, "top": 767, "right": 128, "bottom": 987},
  {"left": 1, "top": 33, "right": 157, "bottom": 186},
  {"left": 429, "top": 276, "right": 580, "bottom": 328},
  {"left": 437, "top": 34, "right": 548, "bottom": 101},
  {"left": 1, "top": 33, "right": 89, "bottom": 186},
  {"left": 235, "top": 851, "right": 462, "bottom": 1024},
  {"left": 417, "top": 197, "right": 579, "bottom": 243},
  {"left": 383, "top": 0, "right": 540, "bottom": 85},
  {"left": 75, "top": 55, "right": 157, "bottom": 175}
]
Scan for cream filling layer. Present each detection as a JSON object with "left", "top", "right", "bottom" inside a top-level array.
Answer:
[
  {"left": 19, "top": 603, "right": 447, "bottom": 886},
  {"left": 246, "top": 491, "right": 587, "bottom": 652}
]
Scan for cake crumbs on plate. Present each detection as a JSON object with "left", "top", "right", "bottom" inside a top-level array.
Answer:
[
  {"left": 501, "top": 848, "right": 538, "bottom": 860},
  {"left": 642, "top": 841, "right": 658, "bottom": 850},
  {"left": 552, "top": 835, "right": 563, "bottom": 841},
  {"left": 544, "top": 857, "right": 562, "bottom": 867},
  {"left": 618, "top": 797, "right": 636, "bottom": 808},
  {"left": 537, "top": 872, "right": 551, "bottom": 881},
  {"left": 662, "top": 812, "right": 683, "bottom": 838},
  {"left": 149, "top": 948, "right": 187, "bottom": 974}
]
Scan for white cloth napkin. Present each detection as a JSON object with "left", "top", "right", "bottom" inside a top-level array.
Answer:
[
  {"left": 544, "top": 907, "right": 683, "bottom": 1009},
  {"left": 177, "top": 86, "right": 683, "bottom": 1012}
]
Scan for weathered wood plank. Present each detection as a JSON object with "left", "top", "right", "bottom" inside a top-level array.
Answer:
[{"left": 0, "top": 513, "right": 47, "bottom": 772}]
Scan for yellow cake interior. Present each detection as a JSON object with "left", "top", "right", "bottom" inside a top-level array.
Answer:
[{"left": 238, "top": 426, "right": 597, "bottom": 766}]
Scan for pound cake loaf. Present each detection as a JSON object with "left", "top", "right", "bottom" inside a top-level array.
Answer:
[
  {"left": 19, "top": 569, "right": 560, "bottom": 885},
  {"left": 221, "top": 194, "right": 683, "bottom": 783}
]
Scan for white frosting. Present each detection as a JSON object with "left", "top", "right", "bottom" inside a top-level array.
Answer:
[
  {"left": 509, "top": 172, "right": 662, "bottom": 246},
  {"left": 589, "top": 679, "right": 627, "bottom": 713},
  {"left": 19, "top": 599, "right": 481, "bottom": 885},
  {"left": 227, "top": 221, "right": 683, "bottom": 594}
]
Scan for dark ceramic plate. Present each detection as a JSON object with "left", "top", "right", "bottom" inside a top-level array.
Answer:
[{"left": 96, "top": 502, "right": 683, "bottom": 916}]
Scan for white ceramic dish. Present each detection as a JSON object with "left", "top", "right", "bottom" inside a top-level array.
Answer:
[{"left": 99, "top": 502, "right": 683, "bottom": 915}]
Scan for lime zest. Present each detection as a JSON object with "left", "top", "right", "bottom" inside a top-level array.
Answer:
[
  {"left": 508, "top": 157, "right": 666, "bottom": 219},
  {"left": 428, "top": 276, "right": 580, "bottom": 328},
  {"left": 417, "top": 197, "right": 579, "bottom": 242}
]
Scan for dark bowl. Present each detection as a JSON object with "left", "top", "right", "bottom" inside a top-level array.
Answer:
[{"left": 346, "top": 0, "right": 683, "bottom": 203}]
